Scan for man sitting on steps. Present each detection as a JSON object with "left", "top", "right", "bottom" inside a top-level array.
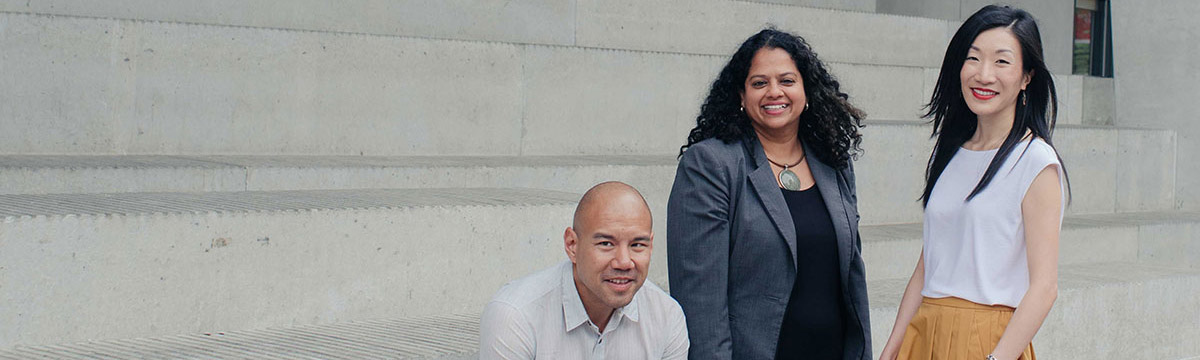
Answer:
[{"left": 479, "top": 181, "right": 689, "bottom": 359}]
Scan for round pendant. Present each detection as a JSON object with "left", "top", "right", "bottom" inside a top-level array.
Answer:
[{"left": 779, "top": 169, "right": 802, "bottom": 191}]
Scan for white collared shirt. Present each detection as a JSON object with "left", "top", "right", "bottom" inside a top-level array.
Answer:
[{"left": 479, "top": 261, "right": 689, "bottom": 360}]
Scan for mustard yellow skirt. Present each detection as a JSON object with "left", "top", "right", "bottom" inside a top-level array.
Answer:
[{"left": 898, "top": 297, "right": 1036, "bottom": 360}]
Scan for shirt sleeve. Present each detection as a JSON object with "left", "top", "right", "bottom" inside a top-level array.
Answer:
[
  {"left": 661, "top": 301, "right": 691, "bottom": 360},
  {"left": 479, "top": 301, "right": 535, "bottom": 360},
  {"left": 1016, "top": 139, "right": 1066, "bottom": 217}
]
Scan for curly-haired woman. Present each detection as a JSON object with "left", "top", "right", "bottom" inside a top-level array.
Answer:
[{"left": 667, "top": 28, "right": 871, "bottom": 360}]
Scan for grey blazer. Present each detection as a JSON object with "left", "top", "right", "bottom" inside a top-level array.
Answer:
[{"left": 667, "top": 137, "right": 871, "bottom": 360}]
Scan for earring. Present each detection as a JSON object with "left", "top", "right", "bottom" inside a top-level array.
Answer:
[
  {"left": 740, "top": 105, "right": 744, "bottom": 112},
  {"left": 1021, "top": 91, "right": 1027, "bottom": 105},
  {"left": 805, "top": 103, "right": 810, "bottom": 111}
]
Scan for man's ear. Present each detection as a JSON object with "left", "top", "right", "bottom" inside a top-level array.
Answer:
[{"left": 564, "top": 227, "right": 579, "bottom": 264}]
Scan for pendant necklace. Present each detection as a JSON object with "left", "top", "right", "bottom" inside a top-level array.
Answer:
[{"left": 766, "top": 151, "right": 806, "bottom": 191}]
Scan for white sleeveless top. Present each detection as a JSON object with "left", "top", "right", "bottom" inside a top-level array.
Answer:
[{"left": 921, "top": 138, "right": 1065, "bottom": 307}]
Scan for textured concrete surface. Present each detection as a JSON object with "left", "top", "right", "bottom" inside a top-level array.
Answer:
[
  {"left": 859, "top": 213, "right": 1169, "bottom": 281},
  {"left": 519, "top": 46, "right": 718, "bottom": 156},
  {"left": 734, "top": 0, "right": 874, "bottom": 12},
  {"left": 6, "top": 260, "right": 1194, "bottom": 359},
  {"left": 1116, "top": 130, "right": 1177, "bottom": 212},
  {"left": 0, "top": 0, "right": 576, "bottom": 46},
  {"left": 874, "top": 0, "right": 1072, "bottom": 75},
  {"left": 576, "top": 0, "right": 954, "bottom": 67},
  {"left": 0, "top": 12, "right": 526, "bottom": 156},
  {"left": 869, "top": 262, "right": 1200, "bottom": 359},
  {"left": 1, "top": 123, "right": 1175, "bottom": 225},
  {"left": 0, "top": 0, "right": 955, "bottom": 68},
  {"left": 0, "top": 11, "right": 1101, "bottom": 156},
  {"left": 1113, "top": 0, "right": 1200, "bottom": 211},
  {"left": 0, "top": 188, "right": 579, "bottom": 348},
  {"left": 854, "top": 122, "right": 1173, "bottom": 224},
  {"left": 1082, "top": 76, "right": 1115, "bottom": 125},
  {"left": 0, "top": 313, "right": 480, "bottom": 359}
]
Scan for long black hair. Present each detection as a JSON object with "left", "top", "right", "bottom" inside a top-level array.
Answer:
[
  {"left": 680, "top": 28, "right": 864, "bottom": 169},
  {"left": 920, "top": 5, "right": 1070, "bottom": 207}
]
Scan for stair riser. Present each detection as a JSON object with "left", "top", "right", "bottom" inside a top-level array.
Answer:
[
  {"left": 863, "top": 224, "right": 1140, "bottom": 281},
  {"left": 868, "top": 272, "right": 1200, "bottom": 359},
  {"left": 0, "top": 13, "right": 1096, "bottom": 156},
  {"left": 0, "top": 205, "right": 584, "bottom": 348}
]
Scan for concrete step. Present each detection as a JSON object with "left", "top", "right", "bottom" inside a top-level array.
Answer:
[
  {"left": 3, "top": 261, "right": 1195, "bottom": 359},
  {"left": 862, "top": 211, "right": 1200, "bottom": 281},
  {"left": 855, "top": 122, "right": 1176, "bottom": 224},
  {"left": 869, "top": 262, "right": 1200, "bottom": 359},
  {"left": 0, "top": 11, "right": 1099, "bottom": 156},
  {"left": 0, "top": 121, "right": 1176, "bottom": 222},
  {"left": 0, "top": 313, "right": 480, "bottom": 359},
  {"left": 0, "top": 188, "right": 584, "bottom": 348},
  {"left": 0, "top": 0, "right": 951, "bottom": 67}
]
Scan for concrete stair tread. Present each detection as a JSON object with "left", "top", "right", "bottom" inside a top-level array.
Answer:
[
  {"left": 0, "top": 2, "right": 955, "bottom": 67},
  {"left": 861, "top": 210, "right": 1200, "bottom": 281},
  {"left": 0, "top": 188, "right": 579, "bottom": 219},
  {"left": 0, "top": 154, "right": 677, "bottom": 170},
  {"left": 867, "top": 261, "right": 1200, "bottom": 310},
  {"left": 862, "top": 211, "right": 1200, "bottom": 243},
  {"left": 0, "top": 11, "right": 1106, "bottom": 157},
  {"left": 2, "top": 261, "right": 1194, "bottom": 359},
  {"left": 0, "top": 313, "right": 479, "bottom": 359}
]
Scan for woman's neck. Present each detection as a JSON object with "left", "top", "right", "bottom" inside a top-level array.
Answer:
[
  {"left": 754, "top": 128, "right": 803, "bottom": 162},
  {"left": 966, "top": 111, "right": 1016, "bottom": 151}
]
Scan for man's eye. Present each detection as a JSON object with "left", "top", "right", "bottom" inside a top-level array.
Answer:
[{"left": 597, "top": 241, "right": 614, "bottom": 247}]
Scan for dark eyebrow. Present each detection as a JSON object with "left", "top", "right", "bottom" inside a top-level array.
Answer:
[
  {"left": 969, "top": 45, "right": 1015, "bottom": 55},
  {"left": 632, "top": 236, "right": 652, "bottom": 242}
]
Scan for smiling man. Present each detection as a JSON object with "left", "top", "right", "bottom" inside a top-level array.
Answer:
[{"left": 479, "top": 182, "right": 688, "bottom": 360}]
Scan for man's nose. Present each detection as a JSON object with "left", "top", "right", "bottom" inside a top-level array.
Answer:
[{"left": 611, "top": 247, "right": 635, "bottom": 270}]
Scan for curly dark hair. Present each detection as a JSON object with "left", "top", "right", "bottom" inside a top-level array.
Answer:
[{"left": 680, "top": 28, "right": 865, "bottom": 168}]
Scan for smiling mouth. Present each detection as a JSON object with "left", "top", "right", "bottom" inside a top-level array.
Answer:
[
  {"left": 972, "top": 88, "right": 998, "bottom": 100},
  {"left": 763, "top": 104, "right": 789, "bottom": 110}
]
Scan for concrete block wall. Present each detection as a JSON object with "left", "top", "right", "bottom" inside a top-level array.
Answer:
[
  {"left": 874, "top": 0, "right": 1074, "bottom": 75},
  {"left": 1112, "top": 0, "right": 1200, "bottom": 211}
]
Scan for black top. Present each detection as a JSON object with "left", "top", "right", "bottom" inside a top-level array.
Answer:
[{"left": 775, "top": 185, "right": 846, "bottom": 360}]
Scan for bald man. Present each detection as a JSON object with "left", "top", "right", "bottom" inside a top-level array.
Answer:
[{"left": 479, "top": 182, "right": 689, "bottom": 360}]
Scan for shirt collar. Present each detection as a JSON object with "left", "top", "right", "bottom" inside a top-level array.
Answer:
[{"left": 560, "top": 261, "right": 642, "bottom": 333}]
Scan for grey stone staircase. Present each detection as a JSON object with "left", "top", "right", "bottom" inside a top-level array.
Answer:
[{"left": 0, "top": 0, "right": 1194, "bottom": 358}]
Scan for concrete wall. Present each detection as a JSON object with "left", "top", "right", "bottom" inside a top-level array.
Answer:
[
  {"left": 875, "top": 0, "right": 1074, "bottom": 75},
  {"left": 1112, "top": 0, "right": 1200, "bottom": 211},
  {"left": 737, "top": 0, "right": 875, "bottom": 12}
]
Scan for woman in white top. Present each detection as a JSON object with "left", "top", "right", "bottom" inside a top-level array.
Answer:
[{"left": 878, "top": 5, "right": 1069, "bottom": 360}]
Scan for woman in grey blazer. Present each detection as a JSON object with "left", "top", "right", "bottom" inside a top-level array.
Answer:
[{"left": 667, "top": 29, "right": 871, "bottom": 360}]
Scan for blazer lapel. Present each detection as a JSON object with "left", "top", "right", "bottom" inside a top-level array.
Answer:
[
  {"left": 745, "top": 139, "right": 798, "bottom": 267},
  {"left": 804, "top": 142, "right": 855, "bottom": 285}
]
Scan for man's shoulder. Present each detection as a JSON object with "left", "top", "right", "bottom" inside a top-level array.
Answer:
[
  {"left": 636, "top": 280, "right": 686, "bottom": 320},
  {"left": 488, "top": 261, "right": 566, "bottom": 311}
]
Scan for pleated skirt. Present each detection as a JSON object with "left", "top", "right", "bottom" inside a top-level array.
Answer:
[{"left": 897, "top": 297, "right": 1036, "bottom": 360}]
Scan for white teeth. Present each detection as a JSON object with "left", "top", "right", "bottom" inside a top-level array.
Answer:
[
  {"left": 763, "top": 104, "right": 788, "bottom": 110},
  {"left": 608, "top": 279, "right": 631, "bottom": 284},
  {"left": 973, "top": 89, "right": 998, "bottom": 96}
]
